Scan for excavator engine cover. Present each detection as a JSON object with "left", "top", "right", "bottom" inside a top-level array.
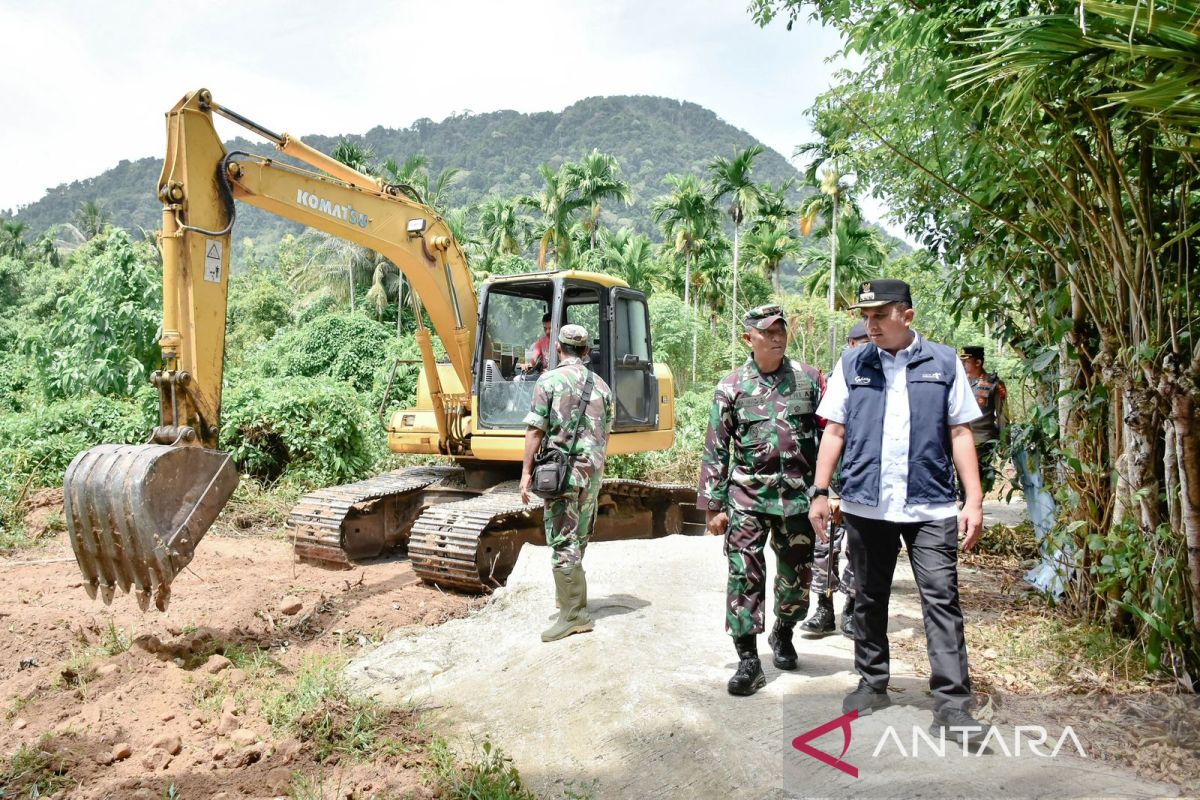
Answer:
[{"left": 64, "top": 444, "right": 239, "bottom": 611}]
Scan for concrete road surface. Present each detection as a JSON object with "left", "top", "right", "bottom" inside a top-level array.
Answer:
[{"left": 349, "top": 527, "right": 1177, "bottom": 800}]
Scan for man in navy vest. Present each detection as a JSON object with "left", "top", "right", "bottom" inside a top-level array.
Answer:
[{"left": 807, "top": 279, "right": 991, "bottom": 744}]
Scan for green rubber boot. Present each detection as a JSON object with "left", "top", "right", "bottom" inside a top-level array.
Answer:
[{"left": 542, "top": 566, "right": 594, "bottom": 642}]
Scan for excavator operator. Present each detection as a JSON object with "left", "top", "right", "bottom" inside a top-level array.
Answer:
[{"left": 522, "top": 313, "right": 553, "bottom": 376}]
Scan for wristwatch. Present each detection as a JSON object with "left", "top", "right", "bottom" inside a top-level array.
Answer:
[{"left": 806, "top": 485, "right": 829, "bottom": 500}]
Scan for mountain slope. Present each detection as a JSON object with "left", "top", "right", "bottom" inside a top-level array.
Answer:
[{"left": 9, "top": 95, "right": 805, "bottom": 244}]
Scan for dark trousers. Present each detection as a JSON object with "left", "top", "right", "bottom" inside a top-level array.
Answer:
[{"left": 844, "top": 513, "right": 972, "bottom": 712}]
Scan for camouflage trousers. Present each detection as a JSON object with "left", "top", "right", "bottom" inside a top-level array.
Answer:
[
  {"left": 724, "top": 510, "right": 814, "bottom": 637},
  {"left": 543, "top": 479, "right": 600, "bottom": 571},
  {"left": 809, "top": 523, "right": 857, "bottom": 596}
]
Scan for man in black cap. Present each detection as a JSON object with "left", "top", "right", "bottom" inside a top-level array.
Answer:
[
  {"left": 807, "top": 279, "right": 992, "bottom": 743},
  {"left": 800, "top": 321, "right": 868, "bottom": 639},
  {"left": 958, "top": 346, "right": 1007, "bottom": 500}
]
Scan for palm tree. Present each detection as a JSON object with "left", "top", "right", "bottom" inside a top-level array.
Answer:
[
  {"left": 708, "top": 145, "right": 764, "bottom": 366},
  {"left": 379, "top": 154, "right": 464, "bottom": 211},
  {"left": 651, "top": 174, "right": 717, "bottom": 307},
  {"left": 565, "top": 150, "right": 632, "bottom": 252},
  {"left": 598, "top": 228, "right": 665, "bottom": 293},
  {"left": 742, "top": 223, "right": 801, "bottom": 294},
  {"left": 283, "top": 231, "right": 379, "bottom": 312},
  {"left": 799, "top": 215, "right": 889, "bottom": 308},
  {"left": 752, "top": 180, "right": 796, "bottom": 234},
  {"left": 0, "top": 220, "right": 27, "bottom": 258},
  {"left": 73, "top": 201, "right": 111, "bottom": 240},
  {"left": 519, "top": 163, "right": 590, "bottom": 270},
  {"left": 476, "top": 196, "right": 533, "bottom": 258},
  {"left": 330, "top": 140, "right": 376, "bottom": 175}
]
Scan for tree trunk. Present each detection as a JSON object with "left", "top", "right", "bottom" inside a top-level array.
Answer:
[
  {"left": 1169, "top": 388, "right": 1200, "bottom": 637},
  {"left": 1165, "top": 421, "right": 1182, "bottom": 536},
  {"left": 1120, "top": 381, "right": 1163, "bottom": 533}
]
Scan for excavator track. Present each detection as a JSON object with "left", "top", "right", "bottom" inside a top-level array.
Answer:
[
  {"left": 287, "top": 466, "right": 466, "bottom": 567},
  {"left": 409, "top": 478, "right": 701, "bottom": 593}
]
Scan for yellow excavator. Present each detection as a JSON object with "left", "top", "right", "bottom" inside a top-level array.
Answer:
[{"left": 63, "top": 89, "right": 700, "bottom": 611}]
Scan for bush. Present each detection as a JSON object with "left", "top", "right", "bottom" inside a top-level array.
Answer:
[
  {"left": 0, "top": 389, "right": 157, "bottom": 489},
  {"left": 261, "top": 313, "right": 393, "bottom": 394},
  {"left": 607, "top": 389, "right": 709, "bottom": 484},
  {"left": 33, "top": 229, "right": 161, "bottom": 399},
  {"left": 221, "top": 376, "right": 385, "bottom": 485},
  {"left": 226, "top": 267, "right": 295, "bottom": 361}
]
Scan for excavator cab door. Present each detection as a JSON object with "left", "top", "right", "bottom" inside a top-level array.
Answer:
[{"left": 608, "top": 288, "right": 658, "bottom": 431}]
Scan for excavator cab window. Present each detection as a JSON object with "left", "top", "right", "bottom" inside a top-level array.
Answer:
[{"left": 477, "top": 283, "right": 552, "bottom": 428}]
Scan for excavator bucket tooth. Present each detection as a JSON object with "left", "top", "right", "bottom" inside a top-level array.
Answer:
[{"left": 64, "top": 444, "right": 239, "bottom": 611}]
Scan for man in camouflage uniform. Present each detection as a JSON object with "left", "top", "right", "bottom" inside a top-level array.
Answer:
[
  {"left": 520, "top": 323, "right": 614, "bottom": 642},
  {"left": 697, "top": 304, "right": 824, "bottom": 696},
  {"left": 957, "top": 346, "right": 1007, "bottom": 500}
]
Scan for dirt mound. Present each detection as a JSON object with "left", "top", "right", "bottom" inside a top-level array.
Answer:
[
  {"left": 20, "top": 487, "right": 65, "bottom": 541},
  {"left": 1, "top": 528, "right": 480, "bottom": 798}
]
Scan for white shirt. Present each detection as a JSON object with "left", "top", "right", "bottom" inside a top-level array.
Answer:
[{"left": 816, "top": 333, "right": 982, "bottom": 522}]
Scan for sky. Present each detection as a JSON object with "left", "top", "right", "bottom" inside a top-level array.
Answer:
[{"left": 0, "top": 0, "right": 891, "bottom": 228}]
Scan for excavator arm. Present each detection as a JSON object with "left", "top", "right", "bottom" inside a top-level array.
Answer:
[
  {"left": 156, "top": 88, "right": 477, "bottom": 449},
  {"left": 64, "top": 89, "right": 478, "bottom": 610}
]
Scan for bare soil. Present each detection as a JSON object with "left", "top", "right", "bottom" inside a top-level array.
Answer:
[{"left": 0, "top": 501, "right": 481, "bottom": 800}]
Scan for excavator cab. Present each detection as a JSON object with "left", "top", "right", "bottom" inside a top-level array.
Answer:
[{"left": 474, "top": 271, "right": 659, "bottom": 434}]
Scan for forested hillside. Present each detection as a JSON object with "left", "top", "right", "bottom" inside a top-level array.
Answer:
[{"left": 5, "top": 95, "right": 806, "bottom": 246}]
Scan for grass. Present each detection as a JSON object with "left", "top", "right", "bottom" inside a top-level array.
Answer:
[
  {"left": 0, "top": 735, "right": 76, "bottom": 798},
  {"left": 426, "top": 738, "right": 538, "bottom": 800},
  {"left": 213, "top": 477, "right": 303, "bottom": 539},
  {"left": 262, "top": 655, "right": 406, "bottom": 763},
  {"left": 188, "top": 642, "right": 282, "bottom": 713},
  {"left": 966, "top": 611, "right": 1151, "bottom": 695}
]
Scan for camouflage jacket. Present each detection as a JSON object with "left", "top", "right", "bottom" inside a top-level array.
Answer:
[
  {"left": 523, "top": 357, "right": 614, "bottom": 490},
  {"left": 696, "top": 357, "right": 824, "bottom": 517},
  {"left": 968, "top": 372, "right": 1007, "bottom": 445}
]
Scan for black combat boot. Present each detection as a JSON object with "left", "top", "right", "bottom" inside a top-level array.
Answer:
[
  {"left": 841, "top": 597, "right": 855, "bottom": 639},
  {"left": 768, "top": 620, "right": 799, "bottom": 670},
  {"left": 727, "top": 635, "right": 766, "bottom": 696},
  {"left": 799, "top": 595, "right": 836, "bottom": 638}
]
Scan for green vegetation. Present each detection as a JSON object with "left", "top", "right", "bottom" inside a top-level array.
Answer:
[
  {"left": 262, "top": 656, "right": 401, "bottom": 763},
  {"left": 752, "top": 0, "right": 1200, "bottom": 673},
  {"left": 1, "top": 735, "right": 76, "bottom": 798}
]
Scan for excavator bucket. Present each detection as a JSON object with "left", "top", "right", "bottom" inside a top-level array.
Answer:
[{"left": 64, "top": 444, "right": 239, "bottom": 611}]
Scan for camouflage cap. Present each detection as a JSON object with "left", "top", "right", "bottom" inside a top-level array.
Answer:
[
  {"left": 558, "top": 323, "right": 589, "bottom": 347},
  {"left": 743, "top": 304, "right": 788, "bottom": 330}
]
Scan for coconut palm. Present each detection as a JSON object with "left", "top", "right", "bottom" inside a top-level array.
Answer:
[
  {"left": 0, "top": 220, "right": 27, "bottom": 258},
  {"left": 73, "top": 201, "right": 111, "bottom": 241},
  {"left": 742, "top": 222, "right": 801, "bottom": 294},
  {"left": 708, "top": 145, "right": 764, "bottom": 366}
]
